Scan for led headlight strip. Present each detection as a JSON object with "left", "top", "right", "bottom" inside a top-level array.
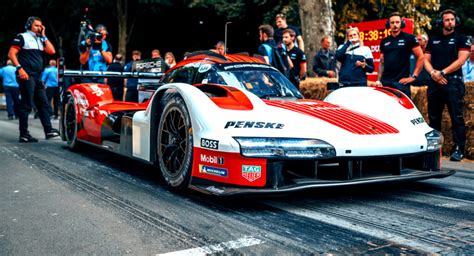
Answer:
[
  {"left": 234, "top": 137, "right": 336, "bottom": 159},
  {"left": 425, "top": 130, "right": 443, "bottom": 152}
]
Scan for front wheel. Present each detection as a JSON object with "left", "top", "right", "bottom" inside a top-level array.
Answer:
[
  {"left": 157, "top": 95, "right": 193, "bottom": 190},
  {"left": 63, "top": 94, "right": 81, "bottom": 150}
]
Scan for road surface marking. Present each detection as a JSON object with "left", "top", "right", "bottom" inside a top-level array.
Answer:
[
  {"left": 264, "top": 201, "right": 445, "bottom": 253},
  {"left": 157, "top": 236, "right": 264, "bottom": 256}
]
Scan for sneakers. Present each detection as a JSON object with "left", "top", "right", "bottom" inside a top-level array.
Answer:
[
  {"left": 45, "top": 128, "right": 60, "bottom": 139},
  {"left": 450, "top": 147, "right": 464, "bottom": 162},
  {"left": 19, "top": 133, "right": 39, "bottom": 143}
]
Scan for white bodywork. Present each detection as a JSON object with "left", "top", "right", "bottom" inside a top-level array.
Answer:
[{"left": 131, "top": 84, "right": 433, "bottom": 161}]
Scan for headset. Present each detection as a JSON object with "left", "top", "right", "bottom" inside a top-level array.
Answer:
[
  {"left": 25, "top": 16, "right": 39, "bottom": 31},
  {"left": 435, "top": 9, "right": 461, "bottom": 28},
  {"left": 385, "top": 12, "right": 406, "bottom": 29}
]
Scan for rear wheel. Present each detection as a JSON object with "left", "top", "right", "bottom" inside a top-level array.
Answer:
[
  {"left": 63, "top": 95, "right": 81, "bottom": 150},
  {"left": 157, "top": 95, "right": 193, "bottom": 190}
]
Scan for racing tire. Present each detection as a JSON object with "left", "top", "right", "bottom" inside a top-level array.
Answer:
[
  {"left": 63, "top": 94, "right": 81, "bottom": 150},
  {"left": 157, "top": 95, "right": 193, "bottom": 190}
]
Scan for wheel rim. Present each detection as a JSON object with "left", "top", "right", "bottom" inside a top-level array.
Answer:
[
  {"left": 159, "top": 106, "right": 189, "bottom": 177},
  {"left": 64, "top": 99, "right": 76, "bottom": 142}
]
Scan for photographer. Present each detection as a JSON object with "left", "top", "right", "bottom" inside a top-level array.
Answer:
[{"left": 78, "top": 24, "right": 112, "bottom": 75}]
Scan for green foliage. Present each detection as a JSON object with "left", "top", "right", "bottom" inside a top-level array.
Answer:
[{"left": 332, "top": 0, "right": 442, "bottom": 40}]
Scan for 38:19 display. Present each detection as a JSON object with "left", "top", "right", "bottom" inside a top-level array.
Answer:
[{"left": 359, "top": 29, "right": 391, "bottom": 41}]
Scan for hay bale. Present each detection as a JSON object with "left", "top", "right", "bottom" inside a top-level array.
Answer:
[{"left": 299, "top": 79, "right": 474, "bottom": 160}]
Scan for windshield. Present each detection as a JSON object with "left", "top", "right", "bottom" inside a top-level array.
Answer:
[{"left": 202, "top": 68, "right": 303, "bottom": 99}]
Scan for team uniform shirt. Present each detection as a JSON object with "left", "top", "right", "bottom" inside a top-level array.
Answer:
[
  {"left": 287, "top": 46, "right": 306, "bottom": 78},
  {"left": 425, "top": 32, "right": 471, "bottom": 77},
  {"left": 274, "top": 25, "right": 302, "bottom": 47},
  {"left": 41, "top": 66, "right": 58, "bottom": 87},
  {"left": 78, "top": 40, "right": 113, "bottom": 71},
  {"left": 10, "top": 31, "right": 45, "bottom": 77},
  {"left": 124, "top": 61, "right": 139, "bottom": 88},
  {"left": 336, "top": 41, "right": 374, "bottom": 85},
  {"left": 380, "top": 31, "right": 419, "bottom": 82},
  {"left": 0, "top": 65, "right": 19, "bottom": 87},
  {"left": 462, "top": 59, "right": 474, "bottom": 82}
]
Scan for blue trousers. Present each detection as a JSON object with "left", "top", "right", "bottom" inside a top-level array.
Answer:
[{"left": 4, "top": 86, "right": 20, "bottom": 118}]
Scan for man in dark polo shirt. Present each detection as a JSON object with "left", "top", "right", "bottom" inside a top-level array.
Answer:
[
  {"left": 8, "top": 16, "right": 59, "bottom": 142},
  {"left": 282, "top": 28, "right": 307, "bottom": 89},
  {"left": 424, "top": 9, "right": 471, "bottom": 161},
  {"left": 274, "top": 13, "right": 304, "bottom": 50},
  {"left": 377, "top": 12, "right": 424, "bottom": 98}
]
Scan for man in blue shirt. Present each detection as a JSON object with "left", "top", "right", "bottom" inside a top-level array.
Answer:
[
  {"left": 42, "top": 59, "right": 59, "bottom": 119},
  {"left": 461, "top": 43, "right": 474, "bottom": 82},
  {"left": 0, "top": 60, "right": 20, "bottom": 120},
  {"left": 124, "top": 50, "right": 141, "bottom": 102},
  {"left": 78, "top": 24, "right": 112, "bottom": 83}
]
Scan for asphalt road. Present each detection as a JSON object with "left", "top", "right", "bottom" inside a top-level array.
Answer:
[{"left": 1, "top": 113, "right": 473, "bottom": 255}]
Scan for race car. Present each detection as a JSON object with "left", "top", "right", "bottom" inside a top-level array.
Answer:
[{"left": 59, "top": 51, "right": 454, "bottom": 195}]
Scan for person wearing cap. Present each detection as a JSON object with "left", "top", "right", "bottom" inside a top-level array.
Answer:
[{"left": 78, "top": 24, "right": 113, "bottom": 72}]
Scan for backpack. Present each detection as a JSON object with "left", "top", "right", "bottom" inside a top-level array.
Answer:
[{"left": 263, "top": 43, "right": 291, "bottom": 79}]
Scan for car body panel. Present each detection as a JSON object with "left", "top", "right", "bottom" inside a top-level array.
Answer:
[{"left": 61, "top": 52, "right": 454, "bottom": 195}]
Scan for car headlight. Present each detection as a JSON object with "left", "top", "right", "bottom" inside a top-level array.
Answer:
[
  {"left": 425, "top": 130, "right": 443, "bottom": 151},
  {"left": 234, "top": 137, "right": 336, "bottom": 159}
]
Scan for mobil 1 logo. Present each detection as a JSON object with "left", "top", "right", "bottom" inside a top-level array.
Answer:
[{"left": 201, "top": 138, "right": 219, "bottom": 150}]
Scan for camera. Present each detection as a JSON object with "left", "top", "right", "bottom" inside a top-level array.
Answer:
[{"left": 86, "top": 31, "right": 102, "bottom": 42}]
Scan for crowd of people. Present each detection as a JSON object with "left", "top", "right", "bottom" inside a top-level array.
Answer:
[{"left": 1, "top": 10, "right": 473, "bottom": 161}]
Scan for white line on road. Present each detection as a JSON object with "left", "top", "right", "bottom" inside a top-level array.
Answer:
[{"left": 156, "top": 236, "right": 264, "bottom": 256}]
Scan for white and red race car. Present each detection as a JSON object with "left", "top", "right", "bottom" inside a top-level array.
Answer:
[{"left": 59, "top": 52, "right": 454, "bottom": 195}]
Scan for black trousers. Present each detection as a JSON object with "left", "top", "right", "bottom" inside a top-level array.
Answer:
[
  {"left": 46, "top": 87, "right": 60, "bottom": 117},
  {"left": 125, "top": 88, "right": 138, "bottom": 103},
  {"left": 110, "top": 86, "right": 124, "bottom": 101},
  {"left": 428, "top": 77, "right": 465, "bottom": 150},
  {"left": 18, "top": 76, "right": 54, "bottom": 136}
]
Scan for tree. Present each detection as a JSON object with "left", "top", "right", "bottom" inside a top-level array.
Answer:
[{"left": 298, "top": 0, "right": 335, "bottom": 76}]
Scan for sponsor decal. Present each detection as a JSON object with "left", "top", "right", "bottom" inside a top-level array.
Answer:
[
  {"left": 242, "top": 165, "right": 262, "bottom": 182},
  {"left": 200, "top": 154, "right": 224, "bottom": 165},
  {"left": 433, "top": 40, "right": 441, "bottom": 44},
  {"left": 198, "top": 64, "right": 212, "bottom": 73},
  {"left": 201, "top": 138, "right": 219, "bottom": 149},
  {"left": 135, "top": 60, "right": 164, "bottom": 70},
  {"left": 224, "top": 121, "right": 284, "bottom": 129},
  {"left": 199, "top": 165, "right": 228, "bottom": 177},
  {"left": 223, "top": 63, "right": 271, "bottom": 70},
  {"left": 410, "top": 117, "right": 425, "bottom": 125},
  {"left": 384, "top": 42, "right": 391, "bottom": 46},
  {"left": 90, "top": 85, "right": 104, "bottom": 97}
]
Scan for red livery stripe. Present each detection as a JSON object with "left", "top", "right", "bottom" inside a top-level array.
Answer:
[{"left": 265, "top": 100, "right": 399, "bottom": 135}]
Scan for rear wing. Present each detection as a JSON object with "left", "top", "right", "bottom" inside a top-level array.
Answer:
[
  {"left": 57, "top": 57, "right": 165, "bottom": 104},
  {"left": 57, "top": 57, "right": 164, "bottom": 81}
]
